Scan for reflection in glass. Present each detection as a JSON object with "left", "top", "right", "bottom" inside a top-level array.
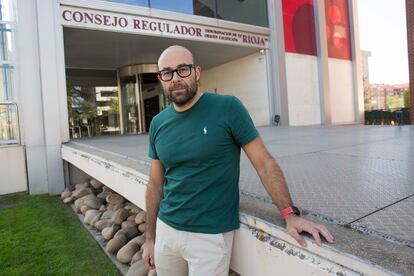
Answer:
[
  {"left": 150, "top": 0, "right": 216, "bottom": 17},
  {"left": 141, "top": 73, "right": 164, "bottom": 132},
  {"left": 194, "top": 0, "right": 216, "bottom": 17},
  {"left": 0, "top": 64, "right": 13, "bottom": 101},
  {"left": 0, "top": 23, "right": 12, "bottom": 61},
  {"left": 150, "top": 0, "right": 193, "bottom": 14},
  {"left": 0, "top": 103, "right": 18, "bottom": 145},
  {"left": 0, "top": 0, "right": 15, "bottom": 22},
  {"left": 104, "top": 0, "right": 268, "bottom": 26},
  {"left": 217, "top": 0, "right": 268, "bottom": 27},
  {"left": 67, "top": 85, "right": 120, "bottom": 139},
  {"left": 0, "top": 1, "right": 17, "bottom": 146},
  {"left": 121, "top": 76, "right": 139, "bottom": 134},
  {"left": 106, "top": 0, "right": 149, "bottom": 7}
]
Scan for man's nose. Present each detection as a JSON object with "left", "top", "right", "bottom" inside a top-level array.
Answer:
[{"left": 171, "top": 70, "right": 182, "bottom": 82}]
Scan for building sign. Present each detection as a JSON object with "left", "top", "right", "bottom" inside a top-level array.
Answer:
[
  {"left": 282, "top": 0, "right": 317, "bottom": 56},
  {"left": 282, "top": 0, "right": 352, "bottom": 60},
  {"left": 325, "top": 0, "right": 352, "bottom": 60},
  {"left": 60, "top": 6, "right": 269, "bottom": 49}
]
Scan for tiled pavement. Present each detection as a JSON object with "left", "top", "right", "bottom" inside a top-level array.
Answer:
[
  {"left": 352, "top": 196, "right": 414, "bottom": 243},
  {"left": 68, "top": 125, "right": 414, "bottom": 246}
]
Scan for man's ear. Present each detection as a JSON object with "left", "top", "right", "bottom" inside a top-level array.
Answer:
[{"left": 195, "top": 66, "right": 202, "bottom": 81}]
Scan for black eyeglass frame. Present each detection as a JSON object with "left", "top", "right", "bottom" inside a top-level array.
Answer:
[{"left": 157, "top": 64, "right": 196, "bottom": 81}]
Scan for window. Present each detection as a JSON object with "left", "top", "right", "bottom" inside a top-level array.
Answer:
[
  {"left": 217, "top": 0, "right": 268, "bottom": 27},
  {"left": 0, "top": 103, "right": 19, "bottom": 145},
  {"left": 100, "top": 91, "right": 118, "bottom": 97},
  {"left": 0, "top": 0, "right": 18, "bottom": 146},
  {"left": 104, "top": 0, "right": 268, "bottom": 27},
  {"left": 0, "top": 0, "right": 15, "bottom": 21},
  {"left": 150, "top": 0, "right": 216, "bottom": 18},
  {"left": 0, "top": 23, "right": 13, "bottom": 61},
  {"left": 193, "top": 0, "right": 216, "bottom": 18},
  {"left": 66, "top": 70, "right": 121, "bottom": 139},
  {"left": 106, "top": 0, "right": 149, "bottom": 8},
  {"left": 0, "top": 64, "right": 13, "bottom": 101}
]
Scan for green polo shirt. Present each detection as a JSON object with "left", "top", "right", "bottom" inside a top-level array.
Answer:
[{"left": 148, "top": 92, "right": 259, "bottom": 233}]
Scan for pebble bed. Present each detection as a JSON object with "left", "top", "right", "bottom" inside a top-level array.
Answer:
[
  {"left": 61, "top": 178, "right": 152, "bottom": 276},
  {"left": 61, "top": 178, "right": 240, "bottom": 276}
]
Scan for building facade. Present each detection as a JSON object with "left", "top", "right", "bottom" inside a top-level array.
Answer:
[
  {"left": 0, "top": 0, "right": 364, "bottom": 194},
  {"left": 407, "top": 0, "right": 414, "bottom": 124},
  {"left": 367, "top": 83, "right": 409, "bottom": 111}
]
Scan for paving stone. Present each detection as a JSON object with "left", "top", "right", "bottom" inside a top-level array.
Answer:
[
  {"left": 67, "top": 125, "right": 414, "bottom": 244},
  {"left": 351, "top": 196, "right": 414, "bottom": 244}
]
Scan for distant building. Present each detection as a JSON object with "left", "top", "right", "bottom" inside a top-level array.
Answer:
[
  {"left": 361, "top": 50, "right": 408, "bottom": 112},
  {"left": 361, "top": 50, "right": 371, "bottom": 87},
  {"left": 368, "top": 83, "right": 409, "bottom": 111},
  {"left": 360, "top": 50, "right": 372, "bottom": 110}
]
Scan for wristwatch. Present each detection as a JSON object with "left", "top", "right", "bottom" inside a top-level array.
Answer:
[{"left": 281, "top": 206, "right": 301, "bottom": 219}]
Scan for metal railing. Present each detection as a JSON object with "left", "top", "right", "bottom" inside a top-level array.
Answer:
[{"left": 364, "top": 108, "right": 411, "bottom": 126}]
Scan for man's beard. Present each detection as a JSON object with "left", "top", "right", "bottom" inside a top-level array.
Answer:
[{"left": 165, "top": 77, "right": 198, "bottom": 106}]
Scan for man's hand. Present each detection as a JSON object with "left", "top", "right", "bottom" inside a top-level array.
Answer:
[
  {"left": 285, "top": 215, "right": 334, "bottom": 247},
  {"left": 243, "top": 138, "right": 334, "bottom": 247},
  {"left": 143, "top": 241, "right": 156, "bottom": 270}
]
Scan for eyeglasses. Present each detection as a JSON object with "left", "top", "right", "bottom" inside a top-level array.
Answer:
[{"left": 157, "top": 64, "right": 195, "bottom": 81}]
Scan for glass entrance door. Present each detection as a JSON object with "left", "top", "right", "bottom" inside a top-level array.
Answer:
[
  {"left": 120, "top": 75, "right": 141, "bottom": 134},
  {"left": 118, "top": 64, "right": 166, "bottom": 134},
  {"left": 144, "top": 96, "right": 160, "bottom": 132}
]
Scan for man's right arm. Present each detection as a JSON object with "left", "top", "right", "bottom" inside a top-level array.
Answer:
[{"left": 143, "top": 159, "right": 165, "bottom": 270}]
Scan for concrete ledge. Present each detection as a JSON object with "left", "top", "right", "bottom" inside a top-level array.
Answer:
[
  {"left": 61, "top": 143, "right": 408, "bottom": 275},
  {"left": 236, "top": 213, "right": 395, "bottom": 275},
  {"left": 62, "top": 144, "right": 148, "bottom": 210}
]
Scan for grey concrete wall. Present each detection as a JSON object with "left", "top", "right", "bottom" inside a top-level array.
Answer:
[
  {"left": 16, "top": 0, "right": 66, "bottom": 195},
  {"left": 35, "top": 0, "right": 66, "bottom": 195},
  {"left": 68, "top": 163, "right": 91, "bottom": 186},
  {"left": 17, "top": 0, "right": 49, "bottom": 194},
  {"left": 0, "top": 146, "right": 27, "bottom": 195},
  {"left": 267, "top": 0, "right": 289, "bottom": 126}
]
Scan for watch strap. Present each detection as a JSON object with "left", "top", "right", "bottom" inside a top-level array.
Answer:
[{"left": 281, "top": 206, "right": 300, "bottom": 219}]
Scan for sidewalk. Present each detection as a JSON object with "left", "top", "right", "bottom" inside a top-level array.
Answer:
[
  {"left": 66, "top": 124, "right": 414, "bottom": 275},
  {"left": 241, "top": 125, "right": 414, "bottom": 247}
]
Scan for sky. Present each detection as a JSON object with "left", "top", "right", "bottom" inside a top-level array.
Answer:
[{"left": 357, "top": 0, "right": 409, "bottom": 85}]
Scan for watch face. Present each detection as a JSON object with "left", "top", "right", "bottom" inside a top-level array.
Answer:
[{"left": 292, "top": 206, "right": 301, "bottom": 216}]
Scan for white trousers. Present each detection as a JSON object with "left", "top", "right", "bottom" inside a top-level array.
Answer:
[{"left": 154, "top": 218, "right": 234, "bottom": 276}]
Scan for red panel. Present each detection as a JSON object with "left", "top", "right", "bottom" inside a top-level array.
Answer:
[
  {"left": 325, "top": 0, "right": 352, "bottom": 60},
  {"left": 282, "top": 0, "right": 317, "bottom": 56}
]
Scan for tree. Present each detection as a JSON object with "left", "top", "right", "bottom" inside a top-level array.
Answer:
[
  {"left": 386, "top": 95, "right": 403, "bottom": 109},
  {"left": 67, "top": 86, "right": 97, "bottom": 125},
  {"left": 363, "top": 76, "right": 372, "bottom": 110},
  {"left": 109, "top": 98, "right": 119, "bottom": 114},
  {"left": 403, "top": 89, "right": 410, "bottom": 108}
]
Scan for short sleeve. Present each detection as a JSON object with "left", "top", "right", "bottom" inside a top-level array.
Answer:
[
  {"left": 148, "top": 120, "right": 159, "bottom": 159},
  {"left": 228, "top": 97, "right": 259, "bottom": 146}
]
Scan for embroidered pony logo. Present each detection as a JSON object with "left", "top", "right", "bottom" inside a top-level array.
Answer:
[{"left": 203, "top": 127, "right": 207, "bottom": 135}]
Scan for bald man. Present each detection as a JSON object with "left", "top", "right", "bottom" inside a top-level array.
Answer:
[{"left": 143, "top": 45, "right": 334, "bottom": 276}]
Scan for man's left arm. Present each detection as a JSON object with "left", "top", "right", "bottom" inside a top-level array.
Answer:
[{"left": 243, "top": 136, "right": 334, "bottom": 247}]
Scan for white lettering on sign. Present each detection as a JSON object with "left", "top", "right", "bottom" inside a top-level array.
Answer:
[{"left": 60, "top": 7, "right": 269, "bottom": 48}]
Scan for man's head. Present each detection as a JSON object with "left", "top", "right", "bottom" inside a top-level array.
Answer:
[{"left": 157, "top": 45, "right": 201, "bottom": 106}]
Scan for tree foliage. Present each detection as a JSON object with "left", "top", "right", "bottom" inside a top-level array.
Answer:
[{"left": 403, "top": 89, "right": 410, "bottom": 108}]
